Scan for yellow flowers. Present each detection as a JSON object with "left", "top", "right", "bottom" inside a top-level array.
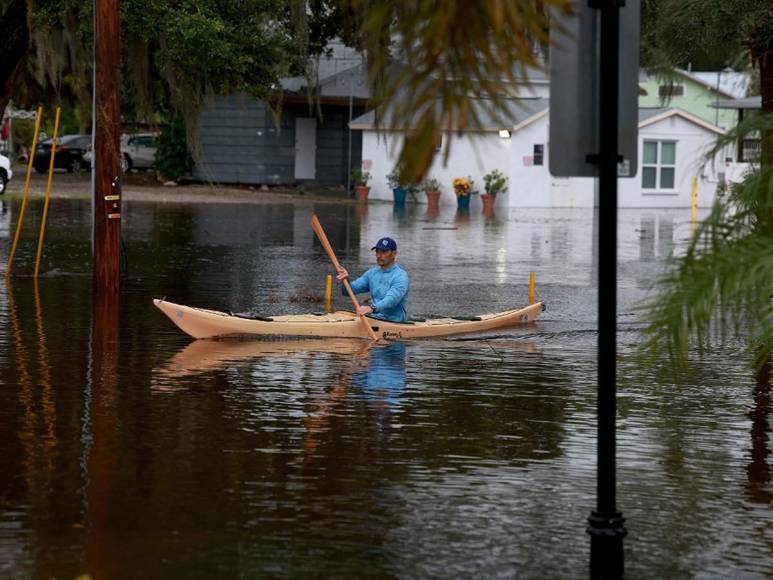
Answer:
[{"left": 452, "top": 176, "right": 472, "bottom": 197}]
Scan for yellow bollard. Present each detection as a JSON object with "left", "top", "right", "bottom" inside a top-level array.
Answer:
[
  {"left": 528, "top": 271, "right": 536, "bottom": 305},
  {"left": 324, "top": 273, "right": 333, "bottom": 312},
  {"left": 6, "top": 106, "right": 43, "bottom": 276},
  {"left": 34, "top": 107, "right": 61, "bottom": 278}
]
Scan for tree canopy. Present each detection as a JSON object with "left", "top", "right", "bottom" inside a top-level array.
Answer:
[{"left": 1, "top": 0, "right": 347, "bottom": 138}]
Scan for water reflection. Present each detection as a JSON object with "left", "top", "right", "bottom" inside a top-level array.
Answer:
[
  {"left": 424, "top": 205, "right": 439, "bottom": 222},
  {"left": 153, "top": 338, "right": 369, "bottom": 385},
  {"left": 658, "top": 215, "right": 674, "bottom": 258},
  {"left": 351, "top": 342, "right": 406, "bottom": 437},
  {"left": 0, "top": 199, "right": 10, "bottom": 238},
  {"left": 746, "top": 362, "right": 771, "bottom": 504},
  {"left": 454, "top": 209, "right": 470, "bottom": 227},
  {"left": 639, "top": 215, "right": 675, "bottom": 262},
  {"left": 84, "top": 289, "right": 120, "bottom": 578},
  {"left": 639, "top": 217, "right": 655, "bottom": 261},
  {"left": 7, "top": 281, "right": 57, "bottom": 532}
]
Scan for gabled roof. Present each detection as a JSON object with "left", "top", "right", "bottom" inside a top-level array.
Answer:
[
  {"left": 690, "top": 71, "right": 750, "bottom": 99},
  {"left": 638, "top": 107, "right": 725, "bottom": 134},
  {"left": 671, "top": 69, "right": 738, "bottom": 99},
  {"left": 639, "top": 69, "right": 739, "bottom": 100},
  {"left": 350, "top": 98, "right": 549, "bottom": 132},
  {"left": 282, "top": 63, "right": 370, "bottom": 100}
]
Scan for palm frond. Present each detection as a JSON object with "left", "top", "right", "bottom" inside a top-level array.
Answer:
[
  {"left": 639, "top": 154, "right": 773, "bottom": 374},
  {"left": 354, "top": 0, "right": 570, "bottom": 182}
]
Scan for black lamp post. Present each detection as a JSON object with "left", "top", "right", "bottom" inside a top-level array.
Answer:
[{"left": 586, "top": 0, "right": 627, "bottom": 577}]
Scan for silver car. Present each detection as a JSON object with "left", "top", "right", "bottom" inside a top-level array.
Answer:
[
  {"left": 0, "top": 153, "right": 13, "bottom": 194},
  {"left": 121, "top": 133, "right": 158, "bottom": 172},
  {"left": 84, "top": 132, "right": 159, "bottom": 172}
]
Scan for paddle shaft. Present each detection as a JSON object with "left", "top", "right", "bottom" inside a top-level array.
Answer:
[{"left": 311, "top": 215, "right": 378, "bottom": 340}]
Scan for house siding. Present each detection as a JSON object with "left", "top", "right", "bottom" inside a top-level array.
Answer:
[
  {"left": 194, "top": 93, "right": 364, "bottom": 186},
  {"left": 359, "top": 110, "right": 722, "bottom": 208},
  {"left": 639, "top": 76, "right": 737, "bottom": 129}
]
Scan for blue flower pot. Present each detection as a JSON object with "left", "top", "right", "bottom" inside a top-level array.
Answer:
[
  {"left": 456, "top": 195, "right": 471, "bottom": 210},
  {"left": 393, "top": 186, "right": 407, "bottom": 206}
]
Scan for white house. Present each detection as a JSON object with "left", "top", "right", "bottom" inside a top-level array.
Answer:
[{"left": 351, "top": 102, "right": 728, "bottom": 208}]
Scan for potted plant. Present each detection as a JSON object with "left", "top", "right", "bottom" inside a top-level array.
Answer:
[
  {"left": 422, "top": 177, "right": 442, "bottom": 210},
  {"left": 386, "top": 167, "right": 407, "bottom": 205},
  {"left": 386, "top": 165, "right": 420, "bottom": 206},
  {"left": 482, "top": 169, "right": 507, "bottom": 213},
  {"left": 351, "top": 168, "right": 371, "bottom": 203},
  {"left": 452, "top": 176, "right": 476, "bottom": 210}
]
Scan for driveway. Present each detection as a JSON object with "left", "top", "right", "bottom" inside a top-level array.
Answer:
[{"left": 3, "top": 166, "right": 349, "bottom": 206}]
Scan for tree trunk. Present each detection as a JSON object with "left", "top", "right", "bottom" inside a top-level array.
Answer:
[
  {"left": 752, "top": 41, "right": 773, "bottom": 228},
  {"left": 0, "top": 0, "right": 30, "bottom": 116},
  {"left": 756, "top": 42, "right": 773, "bottom": 169}
]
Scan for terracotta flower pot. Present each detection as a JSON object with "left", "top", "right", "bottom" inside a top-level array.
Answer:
[
  {"left": 425, "top": 190, "right": 441, "bottom": 211},
  {"left": 355, "top": 185, "right": 370, "bottom": 203},
  {"left": 481, "top": 193, "right": 496, "bottom": 215}
]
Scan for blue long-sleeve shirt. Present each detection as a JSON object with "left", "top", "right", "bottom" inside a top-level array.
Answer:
[{"left": 344, "top": 264, "right": 410, "bottom": 322}]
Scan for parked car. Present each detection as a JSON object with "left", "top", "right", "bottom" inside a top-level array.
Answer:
[
  {"left": 83, "top": 132, "right": 159, "bottom": 172},
  {"left": 33, "top": 134, "right": 91, "bottom": 173},
  {"left": 0, "top": 153, "right": 13, "bottom": 194},
  {"left": 120, "top": 133, "right": 158, "bottom": 172}
]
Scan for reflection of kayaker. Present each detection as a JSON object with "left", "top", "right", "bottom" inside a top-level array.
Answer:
[
  {"left": 303, "top": 342, "right": 407, "bottom": 457},
  {"left": 352, "top": 342, "right": 405, "bottom": 407},
  {"left": 351, "top": 342, "right": 406, "bottom": 437}
]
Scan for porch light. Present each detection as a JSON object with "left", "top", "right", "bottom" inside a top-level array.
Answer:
[{"left": 498, "top": 129, "right": 511, "bottom": 139}]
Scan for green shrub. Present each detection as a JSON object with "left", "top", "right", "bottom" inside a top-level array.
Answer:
[
  {"left": 156, "top": 117, "right": 193, "bottom": 181},
  {"left": 483, "top": 169, "right": 508, "bottom": 196},
  {"left": 351, "top": 168, "right": 371, "bottom": 186},
  {"left": 422, "top": 177, "right": 441, "bottom": 193}
]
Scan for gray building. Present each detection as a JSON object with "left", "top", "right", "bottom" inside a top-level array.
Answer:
[{"left": 194, "top": 43, "right": 369, "bottom": 188}]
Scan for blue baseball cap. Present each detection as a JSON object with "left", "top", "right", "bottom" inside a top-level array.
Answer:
[{"left": 371, "top": 237, "right": 397, "bottom": 251}]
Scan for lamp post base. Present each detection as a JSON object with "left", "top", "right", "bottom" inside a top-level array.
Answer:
[{"left": 588, "top": 511, "right": 626, "bottom": 579}]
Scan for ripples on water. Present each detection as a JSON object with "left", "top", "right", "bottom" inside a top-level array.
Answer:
[{"left": 0, "top": 199, "right": 769, "bottom": 578}]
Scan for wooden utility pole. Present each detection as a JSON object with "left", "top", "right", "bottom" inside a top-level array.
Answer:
[{"left": 93, "top": 0, "right": 121, "bottom": 292}]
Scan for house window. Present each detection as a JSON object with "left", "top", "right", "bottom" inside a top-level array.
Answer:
[
  {"left": 741, "top": 138, "right": 761, "bottom": 162},
  {"left": 658, "top": 84, "right": 684, "bottom": 98},
  {"left": 435, "top": 134, "right": 443, "bottom": 152},
  {"left": 642, "top": 141, "right": 676, "bottom": 190},
  {"left": 533, "top": 144, "right": 544, "bottom": 166}
]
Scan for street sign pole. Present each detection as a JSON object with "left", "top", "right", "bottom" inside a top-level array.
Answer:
[
  {"left": 586, "top": 1, "right": 626, "bottom": 577},
  {"left": 550, "top": 0, "right": 639, "bottom": 576}
]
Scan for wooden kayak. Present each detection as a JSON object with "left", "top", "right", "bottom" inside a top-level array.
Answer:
[{"left": 154, "top": 298, "right": 544, "bottom": 340}]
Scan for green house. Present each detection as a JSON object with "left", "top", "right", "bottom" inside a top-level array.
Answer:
[{"left": 639, "top": 68, "right": 739, "bottom": 129}]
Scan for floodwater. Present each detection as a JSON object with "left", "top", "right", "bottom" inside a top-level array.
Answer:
[{"left": 0, "top": 197, "right": 769, "bottom": 579}]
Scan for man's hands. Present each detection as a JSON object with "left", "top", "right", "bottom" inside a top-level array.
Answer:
[
  {"left": 356, "top": 305, "right": 373, "bottom": 317},
  {"left": 336, "top": 266, "right": 372, "bottom": 317}
]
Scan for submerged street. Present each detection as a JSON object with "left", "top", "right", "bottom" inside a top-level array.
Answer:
[{"left": 0, "top": 194, "right": 769, "bottom": 578}]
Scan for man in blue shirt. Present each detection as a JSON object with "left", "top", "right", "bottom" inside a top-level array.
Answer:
[{"left": 336, "top": 236, "right": 410, "bottom": 322}]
